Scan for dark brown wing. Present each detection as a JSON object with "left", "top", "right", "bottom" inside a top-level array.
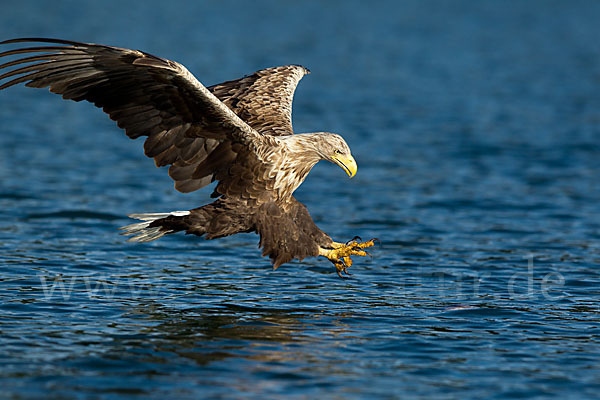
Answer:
[
  {"left": 208, "top": 65, "right": 309, "bottom": 136},
  {"left": 0, "top": 38, "right": 265, "bottom": 193}
]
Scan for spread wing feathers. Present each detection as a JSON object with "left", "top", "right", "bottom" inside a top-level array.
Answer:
[
  {"left": 0, "top": 38, "right": 266, "bottom": 193},
  {"left": 208, "top": 65, "right": 309, "bottom": 136}
]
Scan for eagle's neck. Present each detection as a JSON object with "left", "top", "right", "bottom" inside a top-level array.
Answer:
[
  {"left": 273, "top": 134, "right": 326, "bottom": 200},
  {"left": 284, "top": 133, "right": 325, "bottom": 163}
]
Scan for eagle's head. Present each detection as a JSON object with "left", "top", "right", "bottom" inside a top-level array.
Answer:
[
  {"left": 284, "top": 132, "right": 357, "bottom": 178},
  {"left": 314, "top": 132, "right": 357, "bottom": 178}
]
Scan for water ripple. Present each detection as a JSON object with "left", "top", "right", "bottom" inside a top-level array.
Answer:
[{"left": 1, "top": 1, "right": 600, "bottom": 399}]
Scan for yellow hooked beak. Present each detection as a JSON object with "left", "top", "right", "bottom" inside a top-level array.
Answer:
[{"left": 332, "top": 154, "right": 357, "bottom": 178}]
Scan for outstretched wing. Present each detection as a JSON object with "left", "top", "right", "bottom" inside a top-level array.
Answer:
[
  {"left": 208, "top": 65, "right": 309, "bottom": 136},
  {"left": 0, "top": 38, "right": 265, "bottom": 193}
]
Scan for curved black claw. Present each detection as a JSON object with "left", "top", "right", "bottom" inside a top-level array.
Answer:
[
  {"left": 335, "top": 259, "right": 354, "bottom": 279},
  {"left": 336, "top": 269, "right": 353, "bottom": 279},
  {"left": 346, "top": 236, "right": 362, "bottom": 245}
]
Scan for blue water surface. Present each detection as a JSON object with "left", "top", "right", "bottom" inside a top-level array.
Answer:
[{"left": 1, "top": 1, "right": 600, "bottom": 399}]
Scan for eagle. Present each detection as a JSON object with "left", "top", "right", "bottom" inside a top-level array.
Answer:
[{"left": 0, "top": 38, "right": 375, "bottom": 277}]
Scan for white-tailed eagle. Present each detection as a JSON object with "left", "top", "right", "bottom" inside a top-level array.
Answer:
[{"left": 0, "top": 38, "right": 375, "bottom": 277}]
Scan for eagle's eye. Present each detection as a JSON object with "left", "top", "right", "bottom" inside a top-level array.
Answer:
[{"left": 334, "top": 149, "right": 343, "bottom": 155}]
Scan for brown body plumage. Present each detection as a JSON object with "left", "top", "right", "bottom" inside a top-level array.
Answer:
[{"left": 0, "top": 38, "right": 374, "bottom": 275}]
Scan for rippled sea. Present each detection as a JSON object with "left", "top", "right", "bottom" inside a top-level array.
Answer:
[{"left": 1, "top": 1, "right": 600, "bottom": 399}]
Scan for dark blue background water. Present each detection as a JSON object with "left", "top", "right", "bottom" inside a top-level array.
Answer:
[{"left": 1, "top": 1, "right": 599, "bottom": 398}]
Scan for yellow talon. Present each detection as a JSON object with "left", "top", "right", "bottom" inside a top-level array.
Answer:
[{"left": 319, "top": 238, "right": 377, "bottom": 277}]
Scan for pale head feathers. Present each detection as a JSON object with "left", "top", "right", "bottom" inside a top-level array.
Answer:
[{"left": 282, "top": 132, "right": 352, "bottom": 163}]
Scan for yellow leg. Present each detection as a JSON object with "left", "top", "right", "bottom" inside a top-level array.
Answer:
[{"left": 319, "top": 238, "right": 377, "bottom": 278}]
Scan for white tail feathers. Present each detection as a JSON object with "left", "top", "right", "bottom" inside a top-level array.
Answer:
[{"left": 119, "top": 211, "right": 190, "bottom": 242}]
